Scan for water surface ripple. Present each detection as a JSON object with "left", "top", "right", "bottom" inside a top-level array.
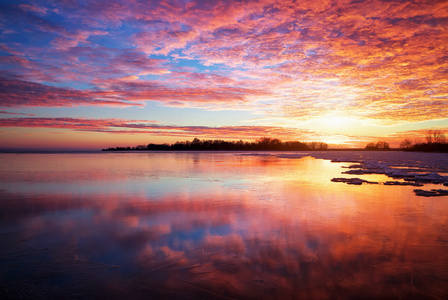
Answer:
[{"left": 0, "top": 152, "right": 447, "bottom": 299}]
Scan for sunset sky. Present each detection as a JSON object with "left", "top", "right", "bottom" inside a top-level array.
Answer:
[{"left": 1, "top": 0, "right": 447, "bottom": 150}]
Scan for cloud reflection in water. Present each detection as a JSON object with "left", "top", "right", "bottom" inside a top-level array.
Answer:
[{"left": 0, "top": 153, "right": 447, "bottom": 299}]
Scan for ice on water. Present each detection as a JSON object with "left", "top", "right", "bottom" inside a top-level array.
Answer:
[{"left": 241, "top": 151, "right": 448, "bottom": 196}]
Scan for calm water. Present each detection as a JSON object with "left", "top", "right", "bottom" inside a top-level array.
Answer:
[{"left": 0, "top": 152, "right": 447, "bottom": 299}]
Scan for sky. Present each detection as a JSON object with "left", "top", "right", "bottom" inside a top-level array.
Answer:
[{"left": 0, "top": 0, "right": 447, "bottom": 150}]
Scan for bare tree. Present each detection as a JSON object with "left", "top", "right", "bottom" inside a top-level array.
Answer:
[
  {"left": 400, "top": 139, "right": 412, "bottom": 149},
  {"left": 426, "top": 130, "right": 446, "bottom": 144},
  {"left": 433, "top": 130, "right": 446, "bottom": 143},
  {"left": 426, "top": 130, "right": 433, "bottom": 144},
  {"left": 308, "top": 141, "right": 317, "bottom": 150},
  {"left": 318, "top": 142, "right": 328, "bottom": 150}
]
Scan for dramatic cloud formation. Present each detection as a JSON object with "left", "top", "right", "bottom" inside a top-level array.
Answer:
[
  {"left": 0, "top": 0, "right": 447, "bottom": 148},
  {"left": 0, "top": 117, "right": 319, "bottom": 141},
  {"left": 1, "top": 116, "right": 443, "bottom": 149},
  {"left": 0, "top": 79, "right": 140, "bottom": 107}
]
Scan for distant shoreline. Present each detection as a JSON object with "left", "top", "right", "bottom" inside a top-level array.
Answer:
[
  {"left": 103, "top": 137, "right": 448, "bottom": 153},
  {"left": 0, "top": 149, "right": 444, "bottom": 154},
  {"left": 103, "top": 137, "right": 330, "bottom": 152},
  {"left": 102, "top": 148, "right": 402, "bottom": 152}
]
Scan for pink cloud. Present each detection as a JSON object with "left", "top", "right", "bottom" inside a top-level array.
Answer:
[
  {"left": 0, "top": 117, "right": 322, "bottom": 141},
  {"left": 135, "top": 30, "right": 199, "bottom": 56},
  {"left": 1, "top": 0, "right": 447, "bottom": 125},
  {"left": 0, "top": 110, "right": 35, "bottom": 116},
  {"left": 0, "top": 79, "right": 140, "bottom": 107},
  {"left": 51, "top": 29, "right": 108, "bottom": 50},
  {"left": 19, "top": 4, "right": 48, "bottom": 15},
  {"left": 0, "top": 44, "right": 24, "bottom": 56}
]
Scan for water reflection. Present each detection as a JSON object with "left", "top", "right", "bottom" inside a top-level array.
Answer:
[{"left": 0, "top": 153, "right": 447, "bottom": 299}]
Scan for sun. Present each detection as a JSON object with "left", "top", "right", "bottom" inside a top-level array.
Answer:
[
  {"left": 311, "top": 115, "right": 361, "bottom": 134},
  {"left": 300, "top": 114, "right": 370, "bottom": 137}
]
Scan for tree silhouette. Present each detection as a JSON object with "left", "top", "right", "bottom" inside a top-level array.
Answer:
[
  {"left": 365, "top": 141, "right": 390, "bottom": 150},
  {"left": 399, "top": 139, "right": 412, "bottom": 150},
  {"left": 426, "top": 130, "right": 446, "bottom": 144},
  {"left": 104, "top": 137, "right": 329, "bottom": 151}
]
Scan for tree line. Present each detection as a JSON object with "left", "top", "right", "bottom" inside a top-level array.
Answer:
[
  {"left": 103, "top": 130, "right": 447, "bottom": 152},
  {"left": 365, "top": 130, "right": 447, "bottom": 152},
  {"left": 365, "top": 141, "right": 390, "bottom": 150},
  {"left": 399, "top": 130, "right": 447, "bottom": 152},
  {"left": 103, "top": 137, "right": 329, "bottom": 151}
]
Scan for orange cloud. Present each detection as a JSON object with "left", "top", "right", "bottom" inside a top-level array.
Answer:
[
  {"left": 1, "top": 0, "right": 447, "bottom": 137},
  {"left": 0, "top": 117, "right": 327, "bottom": 142}
]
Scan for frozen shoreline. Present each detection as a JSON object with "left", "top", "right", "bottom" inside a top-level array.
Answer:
[{"left": 239, "top": 151, "right": 448, "bottom": 196}]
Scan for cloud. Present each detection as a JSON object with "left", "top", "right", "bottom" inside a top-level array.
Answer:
[
  {"left": 50, "top": 29, "right": 108, "bottom": 50},
  {"left": 0, "top": 110, "right": 35, "bottom": 116},
  {"left": 98, "top": 78, "right": 269, "bottom": 109},
  {"left": 0, "top": 116, "right": 324, "bottom": 141},
  {"left": 134, "top": 29, "right": 199, "bottom": 56},
  {"left": 174, "top": 0, "right": 448, "bottom": 122},
  {"left": 0, "top": 44, "right": 24, "bottom": 56},
  {"left": 18, "top": 4, "right": 48, "bottom": 15},
  {"left": 1, "top": 0, "right": 447, "bottom": 124},
  {"left": 0, "top": 71, "right": 267, "bottom": 109},
  {"left": 0, "top": 47, "right": 171, "bottom": 88},
  {"left": 0, "top": 79, "right": 140, "bottom": 107}
]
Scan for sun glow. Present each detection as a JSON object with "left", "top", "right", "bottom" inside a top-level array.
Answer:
[
  {"left": 318, "top": 133, "right": 361, "bottom": 148},
  {"left": 308, "top": 115, "right": 363, "bottom": 134},
  {"left": 320, "top": 116, "right": 352, "bottom": 129},
  {"left": 1, "top": 0, "right": 447, "bottom": 150}
]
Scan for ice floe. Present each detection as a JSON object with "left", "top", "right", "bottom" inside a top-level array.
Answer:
[
  {"left": 311, "top": 152, "right": 448, "bottom": 194},
  {"left": 277, "top": 154, "right": 307, "bottom": 159},
  {"left": 411, "top": 172, "right": 447, "bottom": 184},
  {"left": 330, "top": 158, "right": 362, "bottom": 163},
  {"left": 331, "top": 178, "right": 378, "bottom": 185},
  {"left": 240, "top": 151, "right": 448, "bottom": 197},
  {"left": 413, "top": 189, "right": 448, "bottom": 197},
  {"left": 383, "top": 181, "right": 424, "bottom": 187}
]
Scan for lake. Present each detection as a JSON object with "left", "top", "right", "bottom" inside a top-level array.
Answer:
[{"left": 0, "top": 151, "right": 447, "bottom": 299}]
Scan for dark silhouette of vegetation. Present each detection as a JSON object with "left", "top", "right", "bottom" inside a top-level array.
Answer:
[
  {"left": 399, "top": 139, "right": 412, "bottom": 150},
  {"left": 103, "top": 137, "right": 329, "bottom": 151},
  {"left": 425, "top": 130, "right": 446, "bottom": 144},
  {"left": 400, "top": 130, "right": 448, "bottom": 152},
  {"left": 405, "top": 142, "right": 448, "bottom": 152},
  {"left": 365, "top": 141, "right": 390, "bottom": 150}
]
